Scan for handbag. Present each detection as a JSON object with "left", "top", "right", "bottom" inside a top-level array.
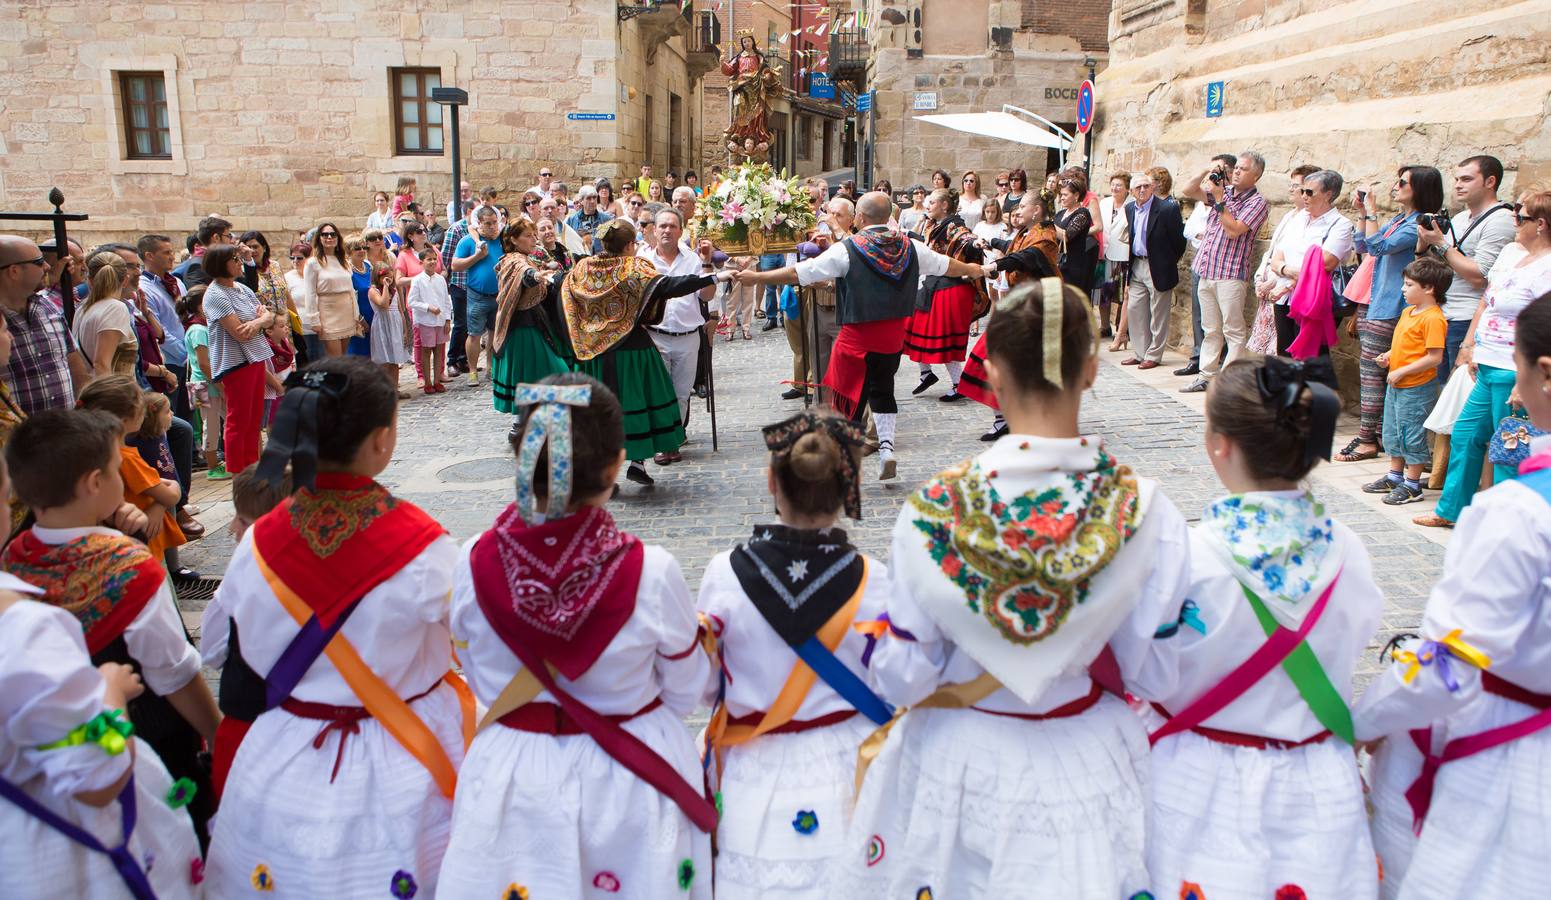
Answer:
[
  {"left": 1423, "top": 367, "right": 1474, "bottom": 433},
  {"left": 1322, "top": 219, "right": 1358, "bottom": 319},
  {"left": 1488, "top": 410, "right": 1545, "bottom": 468}
]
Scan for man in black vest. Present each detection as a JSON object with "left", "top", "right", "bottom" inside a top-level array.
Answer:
[{"left": 738, "top": 192, "right": 981, "bottom": 480}]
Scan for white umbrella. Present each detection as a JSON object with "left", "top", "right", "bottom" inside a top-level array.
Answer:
[{"left": 914, "top": 109, "right": 1074, "bottom": 162}]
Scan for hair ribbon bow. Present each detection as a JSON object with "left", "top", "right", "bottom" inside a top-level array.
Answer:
[
  {"left": 255, "top": 369, "right": 351, "bottom": 492},
  {"left": 513, "top": 382, "right": 592, "bottom": 525},
  {"left": 761, "top": 411, "right": 867, "bottom": 519},
  {"left": 1254, "top": 357, "right": 1339, "bottom": 470}
]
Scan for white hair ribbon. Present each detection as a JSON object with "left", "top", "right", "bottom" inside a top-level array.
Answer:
[{"left": 1040, "top": 276, "right": 1064, "bottom": 388}]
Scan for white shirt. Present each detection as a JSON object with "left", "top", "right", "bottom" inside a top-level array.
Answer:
[
  {"left": 1442, "top": 204, "right": 1519, "bottom": 320},
  {"left": 30, "top": 526, "right": 201, "bottom": 697},
  {"left": 527, "top": 184, "right": 556, "bottom": 200},
  {"left": 794, "top": 225, "right": 952, "bottom": 288},
  {"left": 407, "top": 271, "right": 453, "bottom": 328},
  {"left": 284, "top": 269, "right": 316, "bottom": 333},
  {"left": 958, "top": 196, "right": 985, "bottom": 230},
  {"left": 1474, "top": 246, "right": 1551, "bottom": 371},
  {"left": 1183, "top": 201, "right": 1210, "bottom": 248},
  {"left": 637, "top": 242, "right": 708, "bottom": 332},
  {"left": 697, "top": 548, "right": 893, "bottom": 720},
  {"left": 1253, "top": 209, "right": 1302, "bottom": 290},
  {"left": 1280, "top": 207, "right": 1356, "bottom": 272},
  {"left": 1100, "top": 196, "right": 1131, "bottom": 262},
  {"left": 450, "top": 540, "right": 711, "bottom": 717}
]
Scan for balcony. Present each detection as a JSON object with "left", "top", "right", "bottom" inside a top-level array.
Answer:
[
  {"left": 828, "top": 29, "right": 869, "bottom": 85},
  {"left": 619, "top": 0, "right": 692, "bottom": 63},
  {"left": 686, "top": 11, "right": 722, "bottom": 80}
]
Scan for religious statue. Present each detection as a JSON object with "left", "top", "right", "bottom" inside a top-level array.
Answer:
[{"left": 721, "top": 32, "right": 782, "bottom": 165}]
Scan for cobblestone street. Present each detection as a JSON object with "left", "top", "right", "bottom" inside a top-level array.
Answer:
[{"left": 181, "top": 323, "right": 1450, "bottom": 685}]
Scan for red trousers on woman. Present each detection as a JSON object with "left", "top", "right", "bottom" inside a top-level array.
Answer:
[{"left": 220, "top": 361, "right": 266, "bottom": 475}]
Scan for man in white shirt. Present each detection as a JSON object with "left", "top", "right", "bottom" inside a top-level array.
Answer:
[
  {"left": 528, "top": 167, "right": 555, "bottom": 199},
  {"left": 638, "top": 208, "right": 716, "bottom": 466},
  {"left": 540, "top": 197, "right": 589, "bottom": 257},
  {"left": 446, "top": 181, "right": 473, "bottom": 225},
  {"left": 736, "top": 192, "right": 981, "bottom": 480}
]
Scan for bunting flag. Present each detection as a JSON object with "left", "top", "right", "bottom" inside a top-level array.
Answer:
[
  {"left": 816, "top": 21, "right": 829, "bottom": 36},
  {"left": 779, "top": 31, "right": 790, "bottom": 43}
]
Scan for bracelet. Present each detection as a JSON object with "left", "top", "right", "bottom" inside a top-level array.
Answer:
[{"left": 37, "top": 709, "right": 134, "bottom": 755}]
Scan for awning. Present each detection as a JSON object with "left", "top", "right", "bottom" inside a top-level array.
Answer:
[{"left": 913, "top": 112, "right": 1073, "bottom": 151}]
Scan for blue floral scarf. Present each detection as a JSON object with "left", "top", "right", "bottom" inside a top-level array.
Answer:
[{"left": 1198, "top": 491, "right": 1337, "bottom": 628}]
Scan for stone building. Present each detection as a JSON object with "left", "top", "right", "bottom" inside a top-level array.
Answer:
[
  {"left": 0, "top": 0, "right": 726, "bottom": 244},
  {"left": 855, "top": 0, "right": 1110, "bottom": 187},
  {"left": 1092, "top": 0, "right": 1551, "bottom": 386}
]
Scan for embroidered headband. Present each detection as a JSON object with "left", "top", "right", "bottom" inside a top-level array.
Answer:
[
  {"left": 992, "top": 277, "right": 1066, "bottom": 389},
  {"left": 1255, "top": 357, "right": 1340, "bottom": 471},
  {"left": 761, "top": 411, "right": 867, "bottom": 519},
  {"left": 254, "top": 369, "right": 351, "bottom": 492},
  {"left": 511, "top": 382, "right": 593, "bottom": 524}
]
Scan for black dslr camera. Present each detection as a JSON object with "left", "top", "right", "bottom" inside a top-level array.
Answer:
[
  {"left": 1417, "top": 211, "right": 1450, "bottom": 235},
  {"left": 1208, "top": 171, "right": 1224, "bottom": 185}
]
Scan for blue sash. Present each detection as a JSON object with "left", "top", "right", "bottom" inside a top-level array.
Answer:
[{"left": 793, "top": 637, "right": 894, "bottom": 726}]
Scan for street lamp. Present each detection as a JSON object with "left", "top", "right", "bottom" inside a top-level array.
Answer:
[{"left": 432, "top": 86, "right": 470, "bottom": 222}]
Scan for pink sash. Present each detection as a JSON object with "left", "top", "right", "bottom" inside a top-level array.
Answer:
[{"left": 1149, "top": 571, "right": 1340, "bottom": 746}]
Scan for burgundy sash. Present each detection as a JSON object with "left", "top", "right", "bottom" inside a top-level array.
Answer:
[
  {"left": 1149, "top": 572, "right": 1340, "bottom": 746},
  {"left": 469, "top": 523, "right": 718, "bottom": 832}
]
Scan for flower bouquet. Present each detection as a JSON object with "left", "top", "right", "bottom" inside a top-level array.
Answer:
[{"left": 697, "top": 163, "right": 817, "bottom": 255}]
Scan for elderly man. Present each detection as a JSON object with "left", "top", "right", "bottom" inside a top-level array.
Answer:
[
  {"left": 0, "top": 235, "right": 90, "bottom": 415},
  {"left": 1179, "top": 150, "right": 1271, "bottom": 392},
  {"left": 781, "top": 194, "right": 853, "bottom": 401},
  {"left": 639, "top": 207, "right": 716, "bottom": 466},
  {"left": 447, "top": 181, "right": 474, "bottom": 225},
  {"left": 738, "top": 192, "right": 982, "bottom": 480},
  {"left": 542, "top": 196, "right": 589, "bottom": 257},
  {"left": 1122, "top": 172, "right": 1187, "bottom": 368},
  {"left": 672, "top": 186, "right": 699, "bottom": 231},
  {"left": 36, "top": 237, "right": 83, "bottom": 314},
  {"left": 528, "top": 167, "right": 556, "bottom": 199},
  {"left": 565, "top": 186, "right": 613, "bottom": 253}
]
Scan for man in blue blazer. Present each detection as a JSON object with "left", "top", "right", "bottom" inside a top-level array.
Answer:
[{"left": 1122, "top": 171, "right": 1187, "bottom": 367}]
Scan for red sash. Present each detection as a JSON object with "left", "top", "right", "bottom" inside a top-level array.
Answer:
[
  {"left": 249, "top": 472, "right": 444, "bottom": 625},
  {"left": 3, "top": 530, "right": 165, "bottom": 655}
]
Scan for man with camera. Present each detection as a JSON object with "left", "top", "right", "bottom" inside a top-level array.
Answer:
[
  {"left": 1416, "top": 154, "right": 1517, "bottom": 376},
  {"left": 1178, "top": 151, "right": 1270, "bottom": 392}
]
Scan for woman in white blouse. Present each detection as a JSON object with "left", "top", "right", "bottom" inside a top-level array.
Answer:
[{"left": 302, "top": 222, "right": 357, "bottom": 356}]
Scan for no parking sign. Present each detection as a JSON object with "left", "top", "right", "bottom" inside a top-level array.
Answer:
[{"left": 1076, "top": 80, "right": 1095, "bottom": 134}]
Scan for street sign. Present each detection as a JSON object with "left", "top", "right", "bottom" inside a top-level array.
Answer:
[
  {"left": 856, "top": 91, "right": 873, "bottom": 113},
  {"left": 913, "top": 92, "right": 938, "bottom": 111},
  {"left": 1205, "top": 81, "right": 1224, "bottom": 118},
  {"left": 1075, "top": 80, "right": 1095, "bottom": 134},
  {"left": 810, "top": 72, "right": 836, "bottom": 100},
  {"left": 566, "top": 112, "right": 617, "bottom": 121}
]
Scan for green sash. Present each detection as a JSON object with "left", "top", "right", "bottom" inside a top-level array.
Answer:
[{"left": 1241, "top": 583, "right": 1355, "bottom": 744}]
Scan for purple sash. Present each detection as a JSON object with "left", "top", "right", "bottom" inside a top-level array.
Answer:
[{"left": 0, "top": 774, "right": 157, "bottom": 900}]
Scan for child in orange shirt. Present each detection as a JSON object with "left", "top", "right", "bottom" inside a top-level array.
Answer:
[
  {"left": 1365, "top": 256, "right": 1452, "bottom": 505},
  {"left": 77, "top": 376, "right": 186, "bottom": 562}
]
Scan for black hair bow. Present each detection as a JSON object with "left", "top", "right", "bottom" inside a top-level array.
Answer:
[
  {"left": 761, "top": 412, "right": 867, "bottom": 519},
  {"left": 1255, "top": 357, "right": 1339, "bottom": 471},
  {"left": 254, "top": 369, "right": 351, "bottom": 492}
]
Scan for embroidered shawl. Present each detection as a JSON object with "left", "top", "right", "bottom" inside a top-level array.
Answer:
[
  {"left": 893, "top": 448, "right": 1152, "bottom": 703},
  {"left": 1007, "top": 225, "right": 1061, "bottom": 288},
  {"left": 493, "top": 251, "right": 551, "bottom": 354},
  {"left": 560, "top": 255, "right": 665, "bottom": 361},
  {"left": 249, "top": 472, "right": 445, "bottom": 626},
  {"left": 1197, "top": 491, "right": 1341, "bottom": 629},
  {"left": 848, "top": 229, "right": 914, "bottom": 282},
  {"left": 3, "top": 529, "right": 165, "bottom": 655},
  {"left": 469, "top": 503, "right": 645, "bottom": 681},
  {"left": 729, "top": 525, "right": 865, "bottom": 647}
]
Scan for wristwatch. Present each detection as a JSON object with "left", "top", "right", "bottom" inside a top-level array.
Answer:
[{"left": 1361, "top": 215, "right": 1377, "bottom": 221}]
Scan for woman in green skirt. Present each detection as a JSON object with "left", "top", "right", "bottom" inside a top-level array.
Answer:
[
  {"left": 492, "top": 219, "right": 569, "bottom": 413},
  {"left": 560, "top": 219, "right": 727, "bottom": 486}
]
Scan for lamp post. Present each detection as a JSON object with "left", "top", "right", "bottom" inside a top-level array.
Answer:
[{"left": 432, "top": 86, "right": 470, "bottom": 222}]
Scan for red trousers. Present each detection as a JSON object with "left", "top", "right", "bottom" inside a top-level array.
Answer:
[{"left": 220, "top": 361, "right": 266, "bottom": 475}]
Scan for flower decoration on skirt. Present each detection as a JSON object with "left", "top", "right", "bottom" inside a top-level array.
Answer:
[
  {"left": 502, "top": 884, "right": 530, "bottom": 900},
  {"left": 389, "top": 870, "right": 417, "bottom": 898},
  {"left": 1179, "top": 883, "right": 1207, "bottom": 900},
  {"left": 1274, "top": 887, "right": 1307, "bottom": 900},
  {"left": 593, "top": 872, "right": 622, "bottom": 892},
  {"left": 1129, "top": 893, "right": 1156, "bottom": 900},
  {"left": 866, "top": 835, "right": 885, "bottom": 867},
  {"left": 164, "top": 777, "right": 197, "bottom": 809},
  {"left": 791, "top": 809, "right": 819, "bottom": 835},
  {"left": 189, "top": 858, "right": 205, "bottom": 885},
  {"left": 916, "top": 888, "right": 934, "bottom": 900},
  {"left": 677, "top": 858, "right": 696, "bottom": 891},
  {"left": 251, "top": 864, "right": 275, "bottom": 892}
]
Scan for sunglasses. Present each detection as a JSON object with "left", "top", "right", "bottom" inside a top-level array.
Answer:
[
  {"left": 1301, "top": 188, "right": 1317, "bottom": 196},
  {"left": 320, "top": 233, "right": 339, "bottom": 238},
  {"left": 1, "top": 256, "right": 45, "bottom": 270},
  {"left": 523, "top": 199, "right": 537, "bottom": 207},
  {"left": 367, "top": 236, "right": 383, "bottom": 242},
  {"left": 289, "top": 255, "right": 304, "bottom": 261},
  {"left": 1514, "top": 204, "right": 1540, "bottom": 225},
  {"left": 539, "top": 172, "right": 552, "bottom": 177}
]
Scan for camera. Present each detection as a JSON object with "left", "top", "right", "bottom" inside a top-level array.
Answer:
[
  {"left": 1418, "top": 211, "right": 1450, "bottom": 234},
  {"left": 1208, "top": 171, "right": 1224, "bottom": 185}
]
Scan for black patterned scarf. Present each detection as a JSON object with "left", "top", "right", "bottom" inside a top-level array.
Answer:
[{"left": 729, "top": 525, "right": 865, "bottom": 647}]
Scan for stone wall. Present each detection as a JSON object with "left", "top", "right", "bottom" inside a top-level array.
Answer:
[
  {"left": 1093, "top": 0, "right": 1551, "bottom": 394},
  {"left": 0, "top": 0, "right": 711, "bottom": 245}
]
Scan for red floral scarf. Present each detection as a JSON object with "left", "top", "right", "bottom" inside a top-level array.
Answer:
[
  {"left": 3, "top": 530, "right": 165, "bottom": 655},
  {"left": 469, "top": 504, "right": 644, "bottom": 681}
]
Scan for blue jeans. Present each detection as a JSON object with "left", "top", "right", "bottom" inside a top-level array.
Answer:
[
  {"left": 1382, "top": 380, "right": 1440, "bottom": 466},
  {"left": 448, "top": 284, "right": 468, "bottom": 366},
  {"left": 1436, "top": 363, "right": 1519, "bottom": 521},
  {"left": 1440, "top": 317, "right": 1471, "bottom": 382},
  {"left": 465, "top": 287, "right": 498, "bottom": 335},
  {"left": 759, "top": 253, "right": 785, "bottom": 318}
]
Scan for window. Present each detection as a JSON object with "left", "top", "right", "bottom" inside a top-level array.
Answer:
[
  {"left": 669, "top": 93, "right": 684, "bottom": 171},
  {"left": 644, "top": 94, "right": 655, "bottom": 168},
  {"left": 797, "top": 116, "right": 812, "bottom": 160},
  {"left": 118, "top": 72, "right": 171, "bottom": 160},
  {"left": 392, "top": 68, "right": 444, "bottom": 156}
]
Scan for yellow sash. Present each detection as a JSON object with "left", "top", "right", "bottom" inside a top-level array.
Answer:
[
  {"left": 853, "top": 671, "right": 1002, "bottom": 793},
  {"left": 254, "top": 545, "right": 471, "bottom": 798}
]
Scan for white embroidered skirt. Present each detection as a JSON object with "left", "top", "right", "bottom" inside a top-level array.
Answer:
[
  {"left": 436, "top": 702, "right": 711, "bottom": 900},
  {"left": 713, "top": 715, "right": 875, "bottom": 900},
  {"left": 203, "top": 682, "right": 466, "bottom": 898},
  {"left": 828, "top": 696, "right": 1152, "bottom": 898},
  {"left": 1367, "top": 691, "right": 1551, "bottom": 900},
  {"left": 0, "top": 749, "right": 202, "bottom": 900},
  {"left": 1148, "top": 729, "right": 1378, "bottom": 899}
]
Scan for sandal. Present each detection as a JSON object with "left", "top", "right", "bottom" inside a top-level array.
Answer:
[
  {"left": 743, "top": 327, "right": 753, "bottom": 340},
  {"left": 1108, "top": 337, "right": 1129, "bottom": 352},
  {"left": 1412, "top": 514, "right": 1455, "bottom": 529},
  {"left": 1334, "top": 438, "right": 1380, "bottom": 463}
]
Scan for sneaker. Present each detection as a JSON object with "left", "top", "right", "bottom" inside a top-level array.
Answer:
[
  {"left": 1362, "top": 475, "right": 1400, "bottom": 494},
  {"left": 206, "top": 466, "right": 231, "bottom": 481},
  {"left": 1383, "top": 484, "right": 1424, "bottom": 506},
  {"left": 625, "top": 462, "right": 655, "bottom": 486},
  {"left": 878, "top": 449, "right": 897, "bottom": 481},
  {"left": 467, "top": 372, "right": 480, "bottom": 387},
  {"left": 912, "top": 372, "right": 940, "bottom": 395},
  {"left": 1178, "top": 378, "right": 1209, "bottom": 394}
]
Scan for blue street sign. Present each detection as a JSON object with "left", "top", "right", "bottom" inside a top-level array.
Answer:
[
  {"left": 810, "top": 72, "right": 836, "bottom": 100},
  {"left": 1076, "top": 80, "right": 1095, "bottom": 134},
  {"left": 566, "top": 112, "right": 617, "bottom": 121},
  {"left": 1205, "top": 82, "right": 1224, "bottom": 118},
  {"left": 856, "top": 91, "right": 873, "bottom": 113}
]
